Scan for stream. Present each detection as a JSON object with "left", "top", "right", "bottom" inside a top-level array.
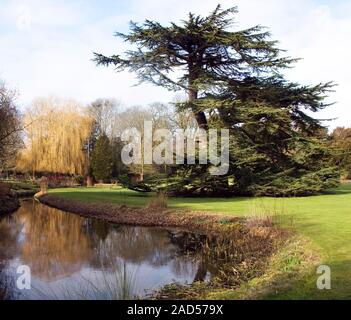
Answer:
[{"left": 0, "top": 199, "right": 214, "bottom": 300}]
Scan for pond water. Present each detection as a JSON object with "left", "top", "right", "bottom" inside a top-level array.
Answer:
[{"left": 0, "top": 200, "right": 214, "bottom": 300}]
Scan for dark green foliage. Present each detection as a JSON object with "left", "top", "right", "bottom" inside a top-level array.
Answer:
[
  {"left": 91, "top": 134, "right": 113, "bottom": 183},
  {"left": 111, "top": 138, "right": 128, "bottom": 179},
  {"left": 204, "top": 78, "right": 339, "bottom": 196},
  {"left": 95, "top": 5, "right": 339, "bottom": 196},
  {"left": 117, "top": 175, "right": 153, "bottom": 193}
]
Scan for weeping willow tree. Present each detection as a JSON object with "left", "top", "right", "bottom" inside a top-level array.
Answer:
[{"left": 17, "top": 97, "right": 93, "bottom": 176}]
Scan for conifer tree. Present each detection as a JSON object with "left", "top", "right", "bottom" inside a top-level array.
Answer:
[
  {"left": 94, "top": 5, "right": 338, "bottom": 196},
  {"left": 91, "top": 134, "right": 113, "bottom": 183}
]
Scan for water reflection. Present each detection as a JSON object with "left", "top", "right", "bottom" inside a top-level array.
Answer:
[
  {"left": 0, "top": 214, "right": 22, "bottom": 299},
  {"left": 0, "top": 200, "right": 211, "bottom": 300},
  {"left": 18, "top": 201, "right": 93, "bottom": 281}
]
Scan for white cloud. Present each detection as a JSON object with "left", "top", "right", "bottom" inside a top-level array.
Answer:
[{"left": 0, "top": 0, "right": 350, "bottom": 130}]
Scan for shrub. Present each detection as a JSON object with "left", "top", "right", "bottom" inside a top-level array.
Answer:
[{"left": 74, "top": 175, "right": 84, "bottom": 185}]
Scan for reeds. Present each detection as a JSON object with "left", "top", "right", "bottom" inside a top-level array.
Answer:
[
  {"left": 148, "top": 192, "right": 168, "bottom": 209},
  {"left": 31, "top": 263, "right": 138, "bottom": 300}
]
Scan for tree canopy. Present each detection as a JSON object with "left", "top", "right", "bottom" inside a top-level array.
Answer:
[{"left": 95, "top": 6, "right": 302, "bottom": 125}]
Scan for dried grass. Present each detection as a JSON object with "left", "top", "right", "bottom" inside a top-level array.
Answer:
[{"left": 148, "top": 192, "right": 168, "bottom": 209}]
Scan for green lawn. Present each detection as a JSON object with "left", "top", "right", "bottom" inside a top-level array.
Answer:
[{"left": 49, "top": 184, "right": 351, "bottom": 299}]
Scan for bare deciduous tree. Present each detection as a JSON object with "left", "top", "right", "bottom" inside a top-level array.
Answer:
[
  {"left": 0, "top": 81, "right": 23, "bottom": 171},
  {"left": 88, "top": 98, "right": 123, "bottom": 140}
]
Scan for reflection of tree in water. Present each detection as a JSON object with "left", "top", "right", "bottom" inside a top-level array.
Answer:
[
  {"left": 0, "top": 214, "right": 22, "bottom": 261},
  {"left": 86, "top": 224, "right": 208, "bottom": 280},
  {"left": 82, "top": 218, "right": 112, "bottom": 269},
  {"left": 168, "top": 231, "right": 216, "bottom": 282},
  {"left": 87, "top": 225, "right": 182, "bottom": 268},
  {"left": 16, "top": 201, "right": 93, "bottom": 281},
  {"left": 0, "top": 214, "right": 22, "bottom": 299}
]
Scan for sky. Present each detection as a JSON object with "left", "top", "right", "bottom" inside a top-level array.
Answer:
[{"left": 0, "top": 0, "right": 350, "bottom": 130}]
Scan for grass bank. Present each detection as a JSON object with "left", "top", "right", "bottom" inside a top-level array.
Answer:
[{"left": 48, "top": 184, "right": 351, "bottom": 299}]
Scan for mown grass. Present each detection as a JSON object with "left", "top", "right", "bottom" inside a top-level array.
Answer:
[{"left": 49, "top": 184, "right": 351, "bottom": 299}]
